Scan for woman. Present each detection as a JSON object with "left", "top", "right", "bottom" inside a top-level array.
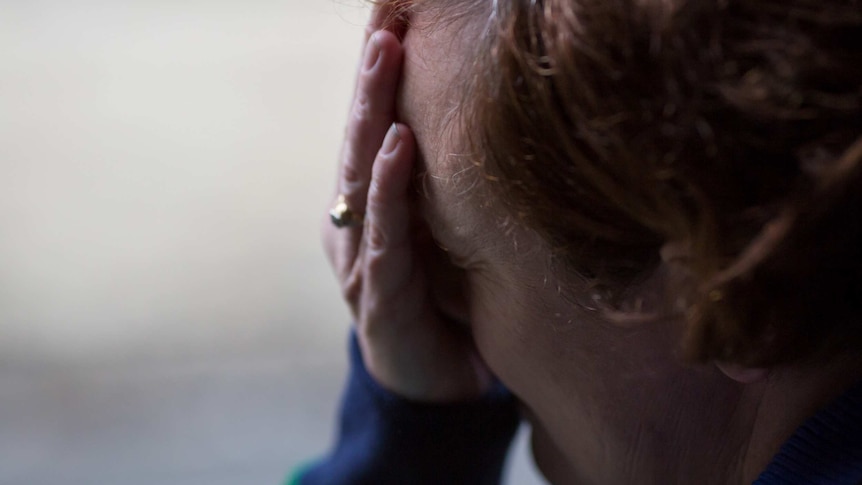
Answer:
[{"left": 297, "top": 0, "right": 862, "bottom": 483}]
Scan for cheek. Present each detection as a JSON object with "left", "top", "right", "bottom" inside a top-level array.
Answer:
[
  {"left": 466, "top": 277, "right": 594, "bottom": 482},
  {"left": 466, "top": 271, "right": 608, "bottom": 419},
  {"left": 467, "top": 275, "right": 543, "bottom": 395}
]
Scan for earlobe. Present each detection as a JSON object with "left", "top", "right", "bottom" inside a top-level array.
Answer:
[{"left": 715, "top": 361, "right": 770, "bottom": 384}]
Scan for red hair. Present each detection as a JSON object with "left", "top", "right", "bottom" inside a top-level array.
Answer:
[{"left": 389, "top": 0, "right": 862, "bottom": 366}]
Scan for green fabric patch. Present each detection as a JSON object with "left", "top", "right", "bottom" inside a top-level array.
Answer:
[{"left": 284, "top": 461, "right": 314, "bottom": 485}]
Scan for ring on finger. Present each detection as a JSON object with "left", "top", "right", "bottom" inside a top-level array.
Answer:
[{"left": 329, "top": 194, "right": 364, "bottom": 228}]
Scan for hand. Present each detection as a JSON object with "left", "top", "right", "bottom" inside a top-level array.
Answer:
[{"left": 321, "top": 8, "right": 493, "bottom": 402}]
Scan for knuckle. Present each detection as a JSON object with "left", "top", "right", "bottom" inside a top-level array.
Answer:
[
  {"left": 351, "top": 91, "right": 374, "bottom": 123},
  {"left": 341, "top": 157, "right": 361, "bottom": 185},
  {"left": 366, "top": 178, "right": 388, "bottom": 208},
  {"left": 341, "top": 268, "right": 362, "bottom": 304},
  {"left": 364, "top": 252, "right": 389, "bottom": 282},
  {"left": 366, "top": 220, "right": 388, "bottom": 252}
]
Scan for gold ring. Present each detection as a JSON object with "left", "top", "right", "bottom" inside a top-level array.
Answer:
[{"left": 329, "top": 194, "right": 364, "bottom": 228}]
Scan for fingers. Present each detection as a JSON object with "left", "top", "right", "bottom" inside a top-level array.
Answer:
[
  {"left": 340, "top": 29, "right": 403, "bottom": 215},
  {"left": 348, "top": 3, "right": 408, "bottom": 108},
  {"left": 323, "top": 28, "right": 403, "bottom": 281},
  {"left": 363, "top": 123, "right": 417, "bottom": 297},
  {"left": 322, "top": 5, "right": 409, "bottom": 305}
]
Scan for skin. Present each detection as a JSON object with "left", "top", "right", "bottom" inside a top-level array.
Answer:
[{"left": 322, "top": 4, "right": 862, "bottom": 484}]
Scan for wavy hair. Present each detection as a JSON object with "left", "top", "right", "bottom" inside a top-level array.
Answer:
[{"left": 384, "top": 0, "right": 862, "bottom": 366}]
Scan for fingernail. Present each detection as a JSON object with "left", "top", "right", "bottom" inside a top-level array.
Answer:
[
  {"left": 364, "top": 32, "right": 381, "bottom": 71},
  {"left": 380, "top": 123, "right": 401, "bottom": 155}
]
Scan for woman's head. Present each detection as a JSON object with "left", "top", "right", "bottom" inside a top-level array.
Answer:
[
  {"left": 395, "top": 0, "right": 862, "bottom": 368},
  {"left": 392, "top": 1, "right": 862, "bottom": 480}
]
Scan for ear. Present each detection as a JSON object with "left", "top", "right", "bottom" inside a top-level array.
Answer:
[{"left": 715, "top": 361, "right": 769, "bottom": 383}]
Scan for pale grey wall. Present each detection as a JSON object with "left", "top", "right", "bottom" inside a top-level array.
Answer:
[{"left": 0, "top": 0, "right": 357, "bottom": 365}]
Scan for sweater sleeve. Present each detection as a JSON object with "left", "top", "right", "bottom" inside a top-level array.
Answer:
[
  {"left": 753, "top": 379, "right": 862, "bottom": 485},
  {"left": 294, "top": 332, "right": 521, "bottom": 485}
]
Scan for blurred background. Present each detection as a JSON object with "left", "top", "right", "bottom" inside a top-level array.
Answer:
[{"left": 0, "top": 1, "right": 543, "bottom": 484}]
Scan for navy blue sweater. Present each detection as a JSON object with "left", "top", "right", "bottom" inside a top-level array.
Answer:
[{"left": 295, "top": 334, "right": 862, "bottom": 484}]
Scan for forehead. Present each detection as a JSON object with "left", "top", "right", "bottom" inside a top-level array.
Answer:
[
  {"left": 398, "top": 9, "right": 484, "bottom": 227},
  {"left": 397, "top": 10, "right": 477, "bottom": 148}
]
